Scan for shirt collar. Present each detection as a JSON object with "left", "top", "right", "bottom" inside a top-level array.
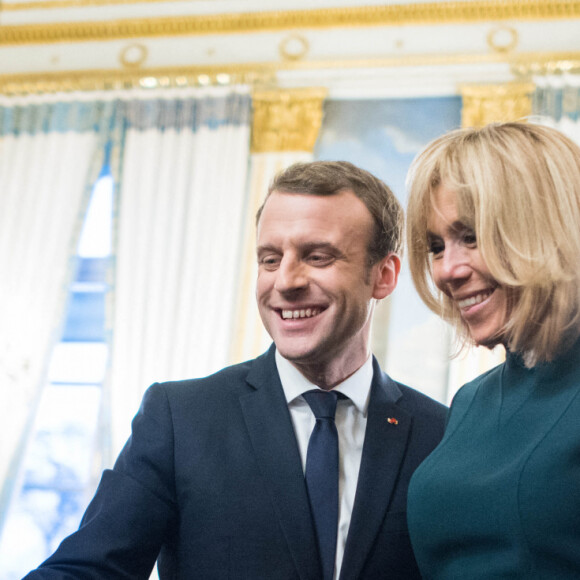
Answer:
[{"left": 275, "top": 349, "right": 373, "bottom": 416}]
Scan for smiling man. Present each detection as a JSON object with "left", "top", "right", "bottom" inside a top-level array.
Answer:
[{"left": 25, "top": 161, "right": 446, "bottom": 580}]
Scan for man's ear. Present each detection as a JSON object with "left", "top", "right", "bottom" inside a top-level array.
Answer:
[{"left": 372, "top": 253, "right": 401, "bottom": 300}]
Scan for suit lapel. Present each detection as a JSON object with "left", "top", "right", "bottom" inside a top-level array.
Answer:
[
  {"left": 239, "top": 346, "right": 321, "bottom": 580},
  {"left": 339, "top": 358, "right": 412, "bottom": 580}
]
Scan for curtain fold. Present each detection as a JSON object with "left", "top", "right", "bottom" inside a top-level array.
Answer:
[
  {"left": 0, "top": 87, "right": 252, "bottom": 578},
  {"left": 109, "top": 87, "right": 252, "bottom": 452},
  {"left": 0, "top": 85, "right": 254, "bottom": 483},
  {"left": 532, "top": 74, "right": 580, "bottom": 144},
  {"left": 0, "top": 95, "right": 115, "bottom": 510}
]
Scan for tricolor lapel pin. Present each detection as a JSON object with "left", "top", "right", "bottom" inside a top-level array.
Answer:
[{"left": 387, "top": 417, "right": 399, "bottom": 425}]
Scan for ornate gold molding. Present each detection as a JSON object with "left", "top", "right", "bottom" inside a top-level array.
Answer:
[
  {"left": 4, "top": 0, "right": 571, "bottom": 14},
  {"left": 1, "top": 1, "right": 578, "bottom": 45},
  {"left": 0, "top": 53, "right": 572, "bottom": 96},
  {"left": 0, "top": 65, "right": 277, "bottom": 95},
  {"left": 487, "top": 25, "right": 519, "bottom": 54},
  {"left": 511, "top": 56, "right": 580, "bottom": 76},
  {"left": 460, "top": 83, "right": 535, "bottom": 127},
  {"left": 1, "top": 52, "right": 579, "bottom": 96},
  {"left": 119, "top": 43, "right": 149, "bottom": 68},
  {"left": 2, "top": 0, "right": 200, "bottom": 9},
  {"left": 251, "top": 88, "right": 327, "bottom": 153},
  {"left": 279, "top": 34, "right": 310, "bottom": 62}
]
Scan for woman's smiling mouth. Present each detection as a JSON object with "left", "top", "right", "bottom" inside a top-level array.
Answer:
[{"left": 457, "top": 289, "right": 494, "bottom": 310}]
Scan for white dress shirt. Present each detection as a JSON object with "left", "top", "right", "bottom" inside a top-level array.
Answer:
[{"left": 275, "top": 350, "right": 373, "bottom": 580}]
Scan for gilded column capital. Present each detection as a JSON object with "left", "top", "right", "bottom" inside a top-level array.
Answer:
[
  {"left": 251, "top": 88, "right": 327, "bottom": 154},
  {"left": 460, "top": 83, "right": 535, "bottom": 127}
]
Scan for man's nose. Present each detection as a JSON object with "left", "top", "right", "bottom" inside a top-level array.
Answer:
[{"left": 274, "top": 257, "right": 308, "bottom": 293}]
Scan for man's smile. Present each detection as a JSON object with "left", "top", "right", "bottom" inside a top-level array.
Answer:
[{"left": 280, "top": 307, "right": 324, "bottom": 320}]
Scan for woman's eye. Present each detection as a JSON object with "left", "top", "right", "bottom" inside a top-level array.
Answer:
[
  {"left": 462, "top": 230, "right": 477, "bottom": 246},
  {"left": 428, "top": 240, "right": 444, "bottom": 255}
]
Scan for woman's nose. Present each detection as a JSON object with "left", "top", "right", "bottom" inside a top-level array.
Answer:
[{"left": 433, "top": 244, "right": 471, "bottom": 288}]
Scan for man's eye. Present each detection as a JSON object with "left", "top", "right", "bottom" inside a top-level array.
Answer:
[
  {"left": 259, "top": 256, "right": 280, "bottom": 270},
  {"left": 307, "top": 254, "right": 334, "bottom": 266}
]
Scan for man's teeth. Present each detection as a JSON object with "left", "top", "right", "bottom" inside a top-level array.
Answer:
[
  {"left": 281, "top": 308, "right": 320, "bottom": 320},
  {"left": 458, "top": 291, "right": 492, "bottom": 309}
]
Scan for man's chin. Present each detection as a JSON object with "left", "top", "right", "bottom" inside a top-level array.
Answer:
[
  {"left": 277, "top": 347, "right": 312, "bottom": 362},
  {"left": 275, "top": 341, "right": 320, "bottom": 364}
]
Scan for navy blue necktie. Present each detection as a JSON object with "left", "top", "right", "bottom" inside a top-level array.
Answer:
[{"left": 303, "top": 389, "right": 340, "bottom": 580}]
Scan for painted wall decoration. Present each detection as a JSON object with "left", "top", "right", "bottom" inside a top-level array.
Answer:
[{"left": 315, "top": 97, "right": 462, "bottom": 401}]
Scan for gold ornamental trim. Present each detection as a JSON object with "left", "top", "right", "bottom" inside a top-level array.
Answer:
[
  {"left": 251, "top": 88, "right": 327, "bottom": 153},
  {"left": 4, "top": 0, "right": 572, "bottom": 14},
  {"left": 1, "top": 1, "right": 579, "bottom": 45},
  {"left": 511, "top": 55, "right": 580, "bottom": 75},
  {"left": 0, "top": 65, "right": 277, "bottom": 95},
  {"left": 1, "top": 51, "right": 579, "bottom": 96},
  {"left": 486, "top": 25, "right": 519, "bottom": 54},
  {"left": 119, "top": 43, "right": 149, "bottom": 69},
  {"left": 460, "top": 82, "right": 536, "bottom": 127},
  {"left": 2, "top": 0, "right": 202, "bottom": 9}
]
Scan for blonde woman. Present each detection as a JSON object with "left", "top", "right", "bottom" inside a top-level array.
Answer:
[{"left": 405, "top": 122, "right": 580, "bottom": 579}]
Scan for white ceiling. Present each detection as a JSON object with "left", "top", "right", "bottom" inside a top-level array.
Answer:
[{"left": 1, "top": 0, "right": 579, "bottom": 97}]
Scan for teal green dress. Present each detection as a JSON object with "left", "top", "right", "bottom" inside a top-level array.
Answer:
[{"left": 407, "top": 341, "right": 580, "bottom": 579}]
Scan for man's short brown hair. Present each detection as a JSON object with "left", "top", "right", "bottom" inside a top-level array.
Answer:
[{"left": 256, "top": 161, "right": 403, "bottom": 266}]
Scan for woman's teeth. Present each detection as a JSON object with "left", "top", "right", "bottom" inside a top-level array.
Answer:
[{"left": 457, "top": 291, "right": 493, "bottom": 309}]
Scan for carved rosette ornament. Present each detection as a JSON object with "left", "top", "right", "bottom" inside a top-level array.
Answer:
[{"left": 250, "top": 88, "right": 327, "bottom": 153}]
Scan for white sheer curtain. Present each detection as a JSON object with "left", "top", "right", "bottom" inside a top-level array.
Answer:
[
  {"left": 110, "top": 86, "right": 252, "bottom": 452},
  {"left": 533, "top": 74, "right": 580, "bottom": 144},
  {"left": 0, "top": 95, "right": 112, "bottom": 504}
]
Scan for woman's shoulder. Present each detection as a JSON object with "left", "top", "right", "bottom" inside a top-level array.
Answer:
[
  {"left": 446, "top": 362, "right": 504, "bottom": 427},
  {"left": 454, "top": 362, "right": 502, "bottom": 400}
]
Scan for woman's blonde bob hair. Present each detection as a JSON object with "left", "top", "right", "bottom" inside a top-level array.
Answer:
[{"left": 406, "top": 122, "right": 580, "bottom": 366}]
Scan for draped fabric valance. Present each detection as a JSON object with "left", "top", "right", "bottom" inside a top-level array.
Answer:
[
  {"left": 0, "top": 101, "right": 109, "bottom": 136},
  {"left": 123, "top": 92, "right": 251, "bottom": 132},
  {"left": 0, "top": 88, "right": 251, "bottom": 134}
]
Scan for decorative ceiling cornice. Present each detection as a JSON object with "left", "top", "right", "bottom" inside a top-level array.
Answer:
[
  {"left": 1, "top": 51, "right": 579, "bottom": 95},
  {"left": 0, "top": 1, "right": 578, "bottom": 46},
  {"left": 2, "top": 0, "right": 201, "bottom": 9},
  {"left": 0, "top": 64, "right": 276, "bottom": 95}
]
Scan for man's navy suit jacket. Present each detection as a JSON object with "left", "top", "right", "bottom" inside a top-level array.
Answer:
[{"left": 25, "top": 345, "right": 446, "bottom": 579}]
